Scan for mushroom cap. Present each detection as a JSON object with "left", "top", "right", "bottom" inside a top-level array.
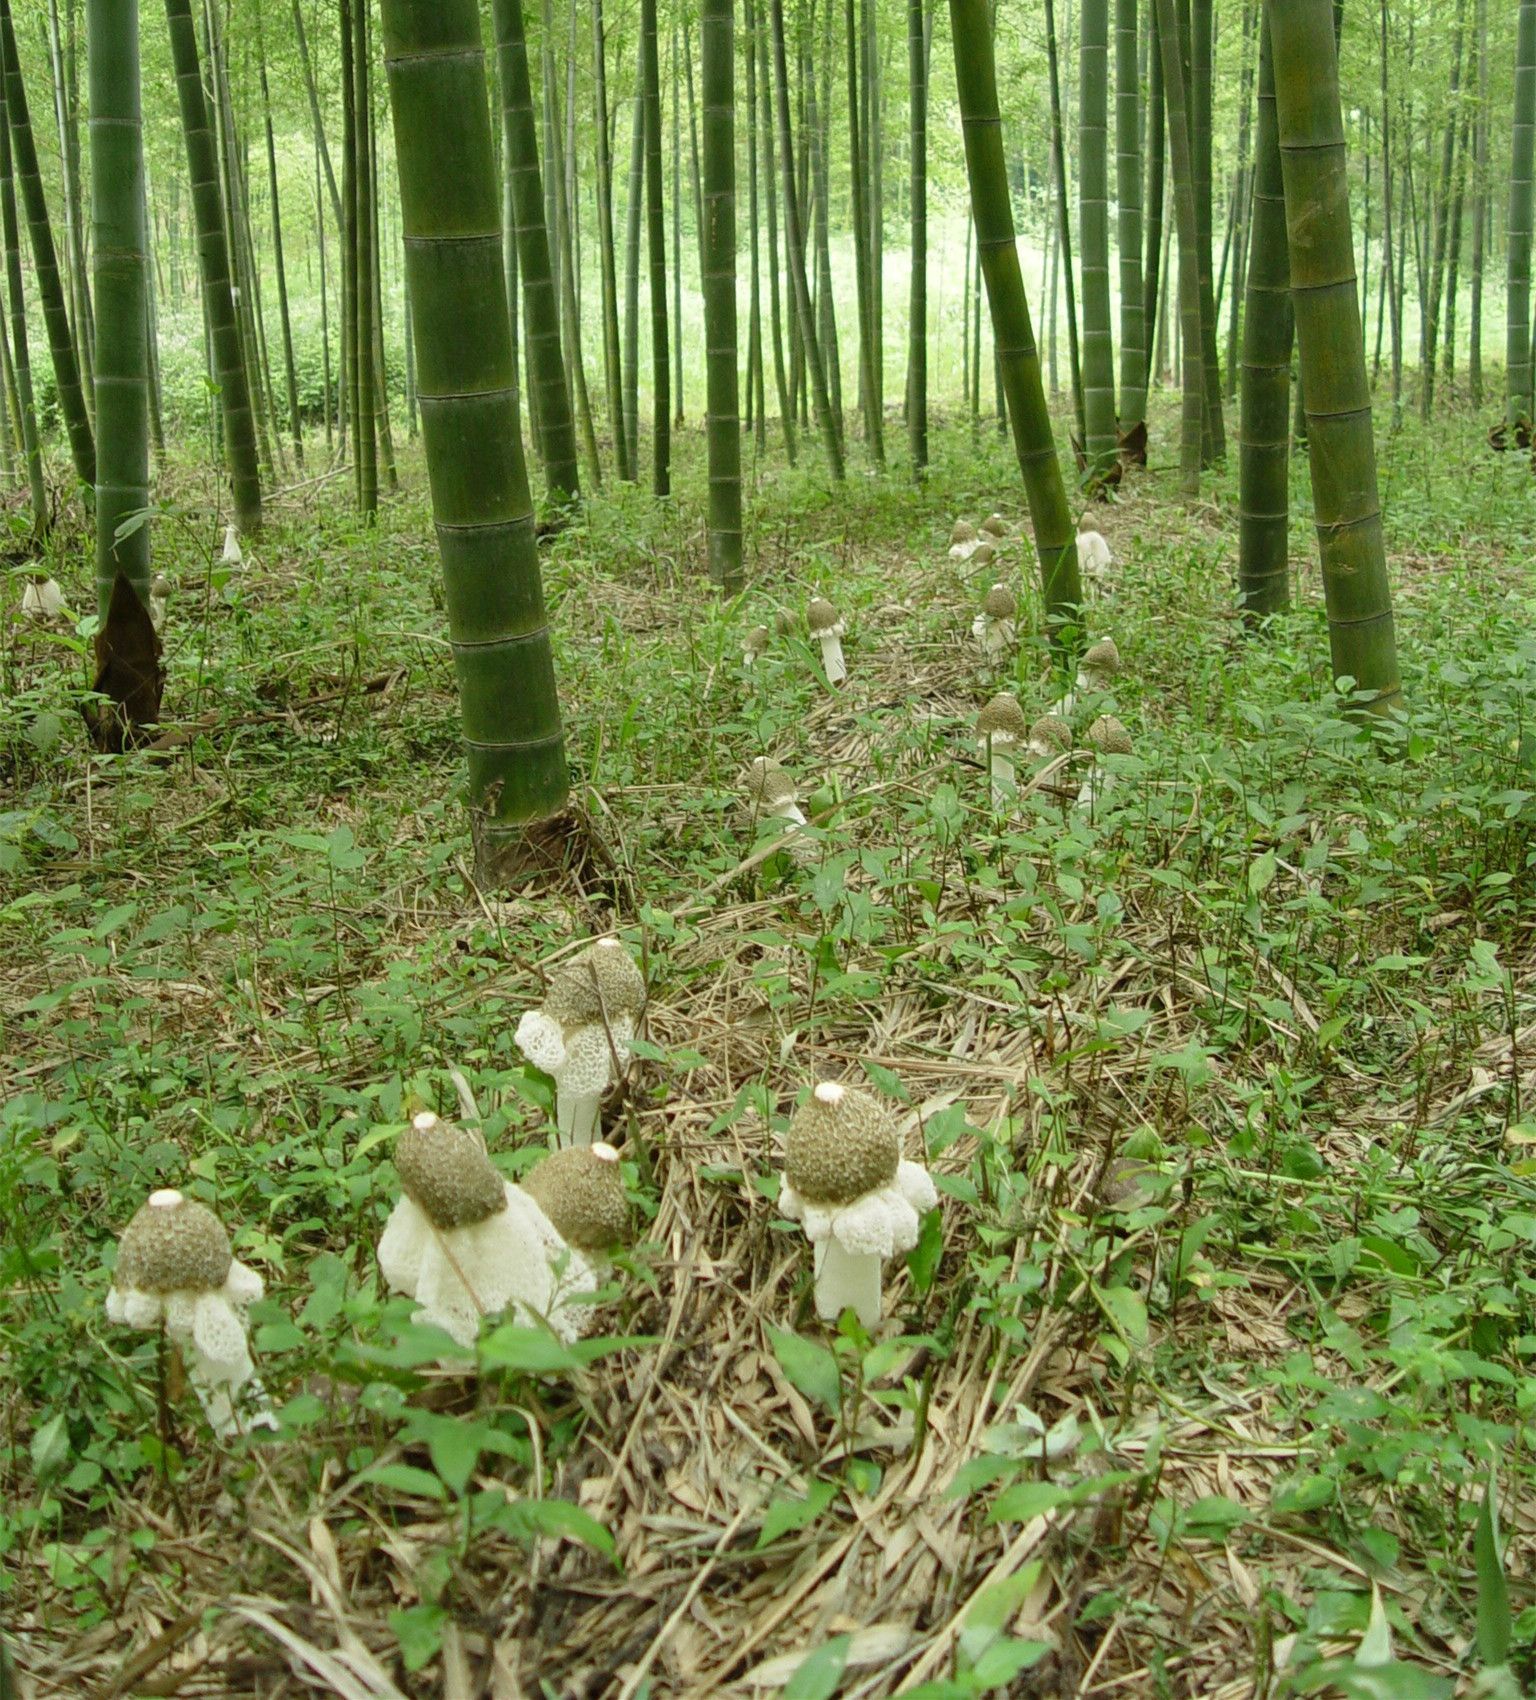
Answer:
[
  {"left": 545, "top": 938, "right": 647, "bottom": 1029},
  {"left": 115, "top": 1189, "right": 234, "bottom": 1294},
  {"left": 395, "top": 1111, "right": 507, "bottom": 1229},
  {"left": 786, "top": 1082, "right": 901, "bottom": 1205},
  {"left": 807, "top": 597, "right": 843, "bottom": 635},
  {"left": 981, "top": 583, "right": 1016, "bottom": 620},
  {"left": 522, "top": 1142, "right": 628, "bottom": 1252},
  {"left": 971, "top": 539, "right": 998, "bottom": 568},
  {"left": 1027, "top": 713, "right": 1073, "bottom": 753},
  {"left": 1081, "top": 637, "right": 1121, "bottom": 679},
  {"left": 742, "top": 756, "right": 800, "bottom": 809},
  {"left": 976, "top": 692, "right": 1028, "bottom": 744},
  {"left": 1078, "top": 515, "right": 1103, "bottom": 535},
  {"left": 1084, "top": 714, "right": 1133, "bottom": 756},
  {"left": 150, "top": 573, "right": 171, "bottom": 597},
  {"left": 743, "top": 624, "right": 771, "bottom": 655},
  {"left": 981, "top": 513, "right": 1008, "bottom": 538},
  {"left": 949, "top": 519, "right": 977, "bottom": 546},
  {"left": 774, "top": 609, "right": 795, "bottom": 637}
]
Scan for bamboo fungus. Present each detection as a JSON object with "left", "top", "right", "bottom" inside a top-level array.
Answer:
[
  {"left": 87, "top": 0, "right": 149, "bottom": 617},
  {"left": 1266, "top": 0, "right": 1401, "bottom": 712},
  {"left": 380, "top": 0, "right": 570, "bottom": 872},
  {"left": 949, "top": 0, "right": 1082, "bottom": 638},
  {"left": 0, "top": 0, "right": 94, "bottom": 493}
]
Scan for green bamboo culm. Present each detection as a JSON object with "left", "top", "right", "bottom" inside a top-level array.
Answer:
[
  {"left": 906, "top": 0, "right": 926, "bottom": 475},
  {"left": 641, "top": 0, "right": 671, "bottom": 495},
  {"left": 948, "top": 0, "right": 1082, "bottom": 637},
  {"left": 0, "top": 68, "right": 43, "bottom": 533},
  {"left": 700, "top": 0, "right": 743, "bottom": 591},
  {"left": 1114, "top": 0, "right": 1145, "bottom": 441},
  {"left": 1153, "top": 0, "right": 1204, "bottom": 496},
  {"left": 1237, "top": 12, "right": 1292, "bottom": 619},
  {"left": 1265, "top": 0, "right": 1400, "bottom": 711},
  {"left": 164, "top": 0, "right": 261, "bottom": 534},
  {"left": 380, "top": 0, "right": 570, "bottom": 865},
  {"left": 491, "top": 0, "right": 581, "bottom": 507},
  {"left": 1079, "top": 0, "right": 1117, "bottom": 474},
  {"left": 87, "top": 0, "right": 149, "bottom": 618},
  {"left": 1191, "top": 0, "right": 1225, "bottom": 462},
  {"left": 0, "top": 0, "right": 94, "bottom": 494},
  {"left": 1507, "top": 0, "right": 1536, "bottom": 430}
]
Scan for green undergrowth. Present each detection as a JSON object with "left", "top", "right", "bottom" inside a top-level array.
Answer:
[{"left": 3, "top": 398, "right": 1536, "bottom": 1689}]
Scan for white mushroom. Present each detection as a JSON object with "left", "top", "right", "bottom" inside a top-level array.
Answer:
[
  {"left": 149, "top": 574, "right": 170, "bottom": 633},
  {"left": 741, "top": 756, "right": 806, "bottom": 826},
  {"left": 1052, "top": 636, "right": 1121, "bottom": 718},
  {"left": 515, "top": 939, "right": 647, "bottom": 1148},
  {"left": 971, "top": 583, "right": 1017, "bottom": 666},
  {"left": 1075, "top": 714, "right": 1134, "bottom": 811},
  {"left": 975, "top": 692, "right": 1029, "bottom": 808},
  {"left": 779, "top": 1082, "right": 937, "bottom": 1329},
  {"left": 807, "top": 598, "right": 847, "bottom": 686},
  {"left": 20, "top": 576, "right": 64, "bottom": 620},
  {"left": 1026, "top": 713, "right": 1073, "bottom": 766},
  {"left": 377, "top": 1111, "right": 594, "bottom": 1347},
  {"left": 948, "top": 520, "right": 979, "bottom": 561},
  {"left": 106, "top": 1189, "right": 271, "bottom": 1437},
  {"left": 742, "top": 624, "right": 770, "bottom": 668},
  {"left": 1077, "top": 518, "right": 1114, "bottom": 586}
]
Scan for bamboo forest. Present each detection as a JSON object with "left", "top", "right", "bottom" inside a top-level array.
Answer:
[{"left": 6, "top": 0, "right": 1536, "bottom": 1690}]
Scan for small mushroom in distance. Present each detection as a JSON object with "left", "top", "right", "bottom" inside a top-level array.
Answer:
[
  {"left": 1052, "top": 635, "right": 1121, "bottom": 717},
  {"left": 981, "top": 513, "right": 1009, "bottom": 540},
  {"left": 779, "top": 1082, "right": 937, "bottom": 1330},
  {"left": 975, "top": 692, "right": 1029, "bottom": 808},
  {"left": 1075, "top": 714, "right": 1134, "bottom": 810},
  {"left": 106, "top": 1189, "right": 270, "bottom": 1437},
  {"left": 948, "top": 519, "right": 979, "bottom": 561},
  {"left": 742, "top": 624, "right": 770, "bottom": 668},
  {"left": 149, "top": 574, "right": 170, "bottom": 633},
  {"left": 515, "top": 938, "right": 647, "bottom": 1148},
  {"left": 1077, "top": 517, "right": 1114, "bottom": 586},
  {"left": 20, "top": 576, "right": 65, "bottom": 621},
  {"left": 377, "top": 1110, "right": 595, "bottom": 1346},
  {"left": 971, "top": 583, "right": 1018, "bottom": 666},
  {"left": 970, "top": 539, "right": 999, "bottom": 573},
  {"left": 807, "top": 597, "right": 848, "bottom": 686}
]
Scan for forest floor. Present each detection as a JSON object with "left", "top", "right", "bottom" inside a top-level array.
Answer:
[{"left": 3, "top": 399, "right": 1536, "bottom": 1699}]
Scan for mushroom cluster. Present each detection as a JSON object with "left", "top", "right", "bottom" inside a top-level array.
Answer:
[
  {"left": 106, "top": 1189, "right": 270, "bottom": 1437},
  {"left": 779, "top": 1082, "right": 937, "bottom": 1329},
  {"left": 516, "top": 938, "right": 647, "bottom": 1148},
  {"left": 377, "top": 1111, "right": 605, "bottom": 1347}
]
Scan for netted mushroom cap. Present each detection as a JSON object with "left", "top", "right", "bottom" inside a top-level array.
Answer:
[
  {"left": 981, "top": 584, "right": 1016, "bottom": 620},
  {"left": 786, "top": 1082, "right": 900, "bottom": 1205},
  {"left": 774, "top": 609, "right": 795, "bottom": 637},
  {"left": 395, "top": 1111, "right": 507, "bottom": 1229},
  {"left": 949, "top": 520, "right": 977, "bottom": 547},
  {"left": 1081, "top": 637, "right": 1121, "bottom": 680},
  {"left": 807, "top": 598, "right": 844, "bottom": 636},
  {"left": 544, "top": 939, "right": 647, "bottom": 1030},
  {"left": 742, "top": 756, "right": 800, "bottom": 810},
  {"left": 743, "top": 624, "right": 770, "bottom": 657},
  {"left": 971, "top": 540, "right": 998, "bottom": 569},
  {"left": 1027, "top": 714, "right": 1073, "bottom": 753},
  {"left": 114, "top": 1190, "right": 233, "bottom": 1294},
  {"left": 1084, "top": 714, "right": 1133, "bottom": 756},
  {"left": 976, "top": 693, "right": 1028, "bottom": 745},
  {"left": 523, "top": 1143, "right": 628, "bottom": 1252},
  {"left": 981, "top": 513, "right": 1009, "bottom": 538}
]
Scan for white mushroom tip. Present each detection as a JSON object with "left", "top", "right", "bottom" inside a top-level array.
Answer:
[
  {"left": 591, "top": 1142, "right": 620, "bottom": 1163},
  {"left": 812, "top": 1081, "right": 846, "bottom": 1106},
  {"left": 412, "top": 1110, "right": 440, "bottom": 1132},
  {"left": 148, "top": 1188, "right": 184, "bottom": 1209},
  {"left": 594, "top": 937, "right": 621, "bottom": 950}
]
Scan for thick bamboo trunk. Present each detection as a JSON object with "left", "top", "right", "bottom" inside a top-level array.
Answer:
[
  {"left": 1508, "top": 0, "right": 1536, "bottom": 429},
  {"left": 641, "top": 0, "right": 671, "bottom": 494},
  {"left": 1045, "top": 0, "right": 1085, "bottom": 448},
  {"left": 1153, "top": 0, "right": 1203, "bottom": 494},
  {"left": 351, "top": 0, "right": 377, "bottom": 515},
  {"left": 0, "top": 69, "right": 43, "bottom": 529},
  {"left": 1266, "top": 0, "right": 1401, "bottom": 711},
  {"left": 846, "top": 0, "right": 883, "bottom": 462},
  {"left": 1468, "top": 0, "right": 1487, "bottom": 404},
  {"left": 759, "top": 14, "right": 793, "bottom": 463},
  {"left": 1421, "top": 0, "right": 1464, "bottom": 421},
  {"left": 380, "top": 0, "right": 570, "bottom": 874},
  {"left": 1142, "top": 0, "right": 1165, "bottom": 387},
  {"left": 1115, "top": 0, "right": 1145, "bottom": 442},
  {"left": 1079, "top": 0, "right": 1116, "bottom": 474},
  {"left": 906, "top": 0, "right": 926, "bottom": 474},
  {"left": 623, "top": 88, "right": 643, "bottom": 476},
  {"left": 1190, "top": 0, "right": 1224, "bottom": 459}
]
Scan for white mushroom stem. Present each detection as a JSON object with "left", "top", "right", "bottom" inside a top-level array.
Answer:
[
  {"left": 985, "top": 744, "right": 1016, "bottom": 808},
  {"left": 817, "top": 631, "right": 847, "bottom": 686},
  {"left": 1075, "top": 766, "right": 1113, "bottom": 811},
  {"left": 769, "top": 798, "right": 808, "bottom": 826},
  {"left": 557, "top": 1089, "right": 604, "bottom": 1149},
  {"left": 812, "top": 1237, "right": 883, "bottom": 1329}
]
